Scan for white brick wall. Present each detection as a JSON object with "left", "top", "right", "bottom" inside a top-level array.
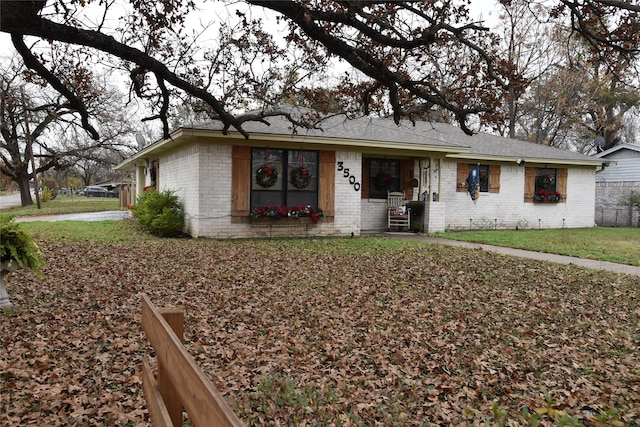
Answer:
[
  {"left": 158, "top": 145, "right": 202, "bottom": 235},
  {"left": 157, "top": 146, "right": 597, "bottom": 237},
  {"left": 442, "top": 161, "right": 596, "bottom": 230},
  {"left": 334, "top": 151, "right": 362, "bottom": 235},
  {"left": 159, "top": 145, "right": 361, "bottom": 238}
]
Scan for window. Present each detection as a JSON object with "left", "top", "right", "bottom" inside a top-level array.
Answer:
[
  {"left": 149, "top": 160, "right": 159, "bottom": 190},
  {"left": 456, "top": 163, "right": 500, "bottom": 194},
  {"left": 368, "top": 159, "right": 401, "bottom": 199},
  {"left": 250, "top": 148, "right": 319, "bottom": 209},
  {"left": 524, "top": 167, "right": 567, "bottom": 203},
  {"left": 478, "top": 165, "right": 489, "bottom": 192},
  {"left": 535, "top": 168, "right": 556, "bottom": 193},
  {"left": 534, "top": 168, "right": 561, "bottom": 201}
]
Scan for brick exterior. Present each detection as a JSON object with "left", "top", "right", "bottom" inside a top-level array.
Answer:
[
  {"left": 442, "top": 162, "right": 596, "bottom": 230},
  {"left": 158, "top": 145, "right": 360, "bottom": 238},
  {"left": 156, "top": 144, "right": 597, "bottom": 237},
  {"left": 595, "top": 181, "right": 640, "bottom": 227}
]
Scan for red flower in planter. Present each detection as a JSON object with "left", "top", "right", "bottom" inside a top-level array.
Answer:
[{"left": 535, "top": 189, "right": 561, "bottom": 202}]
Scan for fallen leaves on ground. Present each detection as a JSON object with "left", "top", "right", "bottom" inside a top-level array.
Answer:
[{"left": 1, "top": 236, "right": 639, "bottom": 426}]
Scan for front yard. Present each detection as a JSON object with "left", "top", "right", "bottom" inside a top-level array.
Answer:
[{"left": 1, "top": 224, "right": 639, "bottom": 425}]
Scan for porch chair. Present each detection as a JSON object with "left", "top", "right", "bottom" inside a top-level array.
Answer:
[{"left": 387, "top": 191, "right": 411, "bottom": 231}]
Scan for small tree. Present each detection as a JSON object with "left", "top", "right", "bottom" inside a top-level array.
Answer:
[
  {"left": 131, "top": 189, "right": 185, "bottom": 237},
  {"left": 620, "top": 191, "right": 640, "bottom": 227}
]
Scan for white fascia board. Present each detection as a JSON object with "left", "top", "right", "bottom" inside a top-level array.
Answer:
[
  {"left": 448, "top": 153, "right": 604, "bottom": 167},
  {"left": 206, "top": 129, "right": 470, "bottom": 155},
  {"left": 115, "top": 127, "right": 470, "bottom": 171},
  {"left": 115, "top": 129, "right": 186, "bottom": 171}
]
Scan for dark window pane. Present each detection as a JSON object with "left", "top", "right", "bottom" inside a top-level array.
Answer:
[
  {"left": 252, "top": 148, "right": 283, "bottom": 191},
  {"left": 369, "top": 159, "right": 401, "bottom": 199},
  {"left": 288, "top": 150, "right": 318, "bottom": 193},
  {"left": 251, "top": 190, "right": 284, "bottom": 208},
  {"left": 250, "top": 148, "right": 319, "bottom": 211},
  {"left": 535, "top": 168, "right": 557, "bottom": 193},
  {"left": 478, "top": 165, "right": 489, "bottom": 192}
]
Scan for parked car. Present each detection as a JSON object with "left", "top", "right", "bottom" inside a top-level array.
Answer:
[{"left": 81, "top": 186, "right": 117, "bottom": 198}]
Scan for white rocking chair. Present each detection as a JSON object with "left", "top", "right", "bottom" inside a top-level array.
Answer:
[{"left": 387, "top": 191, "right": 410, "bottom": 231}]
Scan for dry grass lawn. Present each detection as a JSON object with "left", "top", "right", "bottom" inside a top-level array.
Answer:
[{"left": 1, "top": 233, "right": 639, "bottom": 426}]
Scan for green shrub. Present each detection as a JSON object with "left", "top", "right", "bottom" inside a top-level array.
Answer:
[
  {"left": 131, "top": 189, "right": 185, "bottom": 237},
  {"left": 39, "top": 187, "right": 55, "bottom": 203},
  {"left": 0, "top": 214, "right": 44, "bottom": 276},
  {"left": 41, "top": 177, "right": 58, "bottom": 200}
]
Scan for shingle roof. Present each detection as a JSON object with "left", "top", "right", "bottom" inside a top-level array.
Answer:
[
  {"left": 426, "top": 123, "right": 600, "bottom": 164},
  {"left": 116, "top": 107, "right": 602, "bottom": 172},
  {"left": 186, "top": 111, "right": 600, "bottom": 165},
  {"left": 188, "top": 112, "right": 467, "bottom": 149}
]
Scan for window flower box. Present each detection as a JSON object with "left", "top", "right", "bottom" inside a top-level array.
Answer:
[
  {"left": 534, "top": 189, "right": 562, "bottom": 203},
  {"left": 249, "top": 205, "right": 325, "bottom": 223}
]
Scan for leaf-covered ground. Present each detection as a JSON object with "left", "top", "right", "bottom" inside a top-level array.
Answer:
[{"left": 1, "top": 237, "right": 639, "bottom": 426}]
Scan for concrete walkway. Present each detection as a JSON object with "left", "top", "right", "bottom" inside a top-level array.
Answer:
[
  {"left": 386, "top": 232, "right": 640, "bottom": 277},
  {"left": 14, "top": 210, "right": 132, "bottom": 223}
]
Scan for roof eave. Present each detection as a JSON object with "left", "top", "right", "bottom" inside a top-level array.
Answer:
[
  {"left": 115, "top": 128, "right": 188, "bottom": 171},
  {"left": 115, "top": 127, "right": 470, "bottom": 171},
  {"left": 448, "top": 153, "right": 604, "bottom": 167},
  {"left": 188, "top": 128, "right": 468, "bottom": 153}
]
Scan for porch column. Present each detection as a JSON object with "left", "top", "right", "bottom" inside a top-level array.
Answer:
[
  {"left": 136, "top": 166, "right": 146, "bottom": 199},
  {"left": 423, "top": 157, "right": 446, "bottom": 233}
]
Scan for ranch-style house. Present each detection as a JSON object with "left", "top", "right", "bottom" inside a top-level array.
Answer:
[{"left": 115, "top": 109, "right": 604, "bottom": 238}]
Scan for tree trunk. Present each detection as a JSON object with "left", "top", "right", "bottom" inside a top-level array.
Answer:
[{"left": 17, "top": 171, "right": 33, "bottom": 207}]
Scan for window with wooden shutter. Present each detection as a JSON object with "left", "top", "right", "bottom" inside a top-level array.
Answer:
[
  {"left": 456, "top": 163, "right": 468, "bottom": 192},
  {"left": 361, "top": 158, "right": 414, "bottom": 199},
  {"left": 319, "top": 151, "right": 335, "bottom": 216},
  {"left": 457, "top": 163, "right": 499, "bottom": 193},
  {"left": 524, "top": 167, "right": 535, "bottom": 202},
  {"left": 489, "top": 165, "right": 501, "bottom": 193},
  {"left": 402, "top": 159, "right": 415, "bottom": 200},
  {"left": 233, "top": 147, "right": 334, "bottom": 219},
  {"left": 557, "top": 168, "right": 567, "bottom": 203},
  {"left": 525, "top": 167, "right": 566, "bottom": 203},
  {"left": 361, "top": 158, "right": 370, "bottom": 199},
  {"left": 231, "top": 146, "right": 251, "bottom": 218}
]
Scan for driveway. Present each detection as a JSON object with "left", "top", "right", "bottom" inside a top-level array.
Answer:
[
  {"left": 14, "top": 211, "right": 132, "bottom": 222},
  {"left": 1, "top": 192, "right": 130, "bottom": 222},
  {"left": 0, "top": 192, "right": 26, "bottom": 210}
]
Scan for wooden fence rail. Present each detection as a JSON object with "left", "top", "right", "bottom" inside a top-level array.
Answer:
[{"left": 140, "top": 293, "right": 244, "bottom": 427}]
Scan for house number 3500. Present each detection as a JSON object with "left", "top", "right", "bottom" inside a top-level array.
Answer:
[{"left": 337, "top": 161, "right": 360, "bottom": 192}]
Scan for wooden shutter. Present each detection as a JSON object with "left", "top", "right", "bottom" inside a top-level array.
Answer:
[
  {"left": 489, "top": 165, "right": 501, "bottom": 193},
  {"left": 361, "top": 158, "right": 370, "bottom": 199},
  {"left": 231, "top": 146, "right": 251, "bottom": 218},
  {"left": 457, "top": 163, "right": 468, "bottom": 192},
  {"left": 319, "top": 151, "right": 335, "bottom": 216},
  {"left": 524, "top": 167, "right": 535, "bottom": 202},
  {"left": 402, "top": 159, "right": 414, "bottom": 200},
  {"left": 557, "top": 168, "right": 568, "bottom": 203}
]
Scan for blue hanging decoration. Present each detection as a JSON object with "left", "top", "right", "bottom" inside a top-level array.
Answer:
[{"left": 466, "top": 164, "right": 480, "bottom": 204}]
